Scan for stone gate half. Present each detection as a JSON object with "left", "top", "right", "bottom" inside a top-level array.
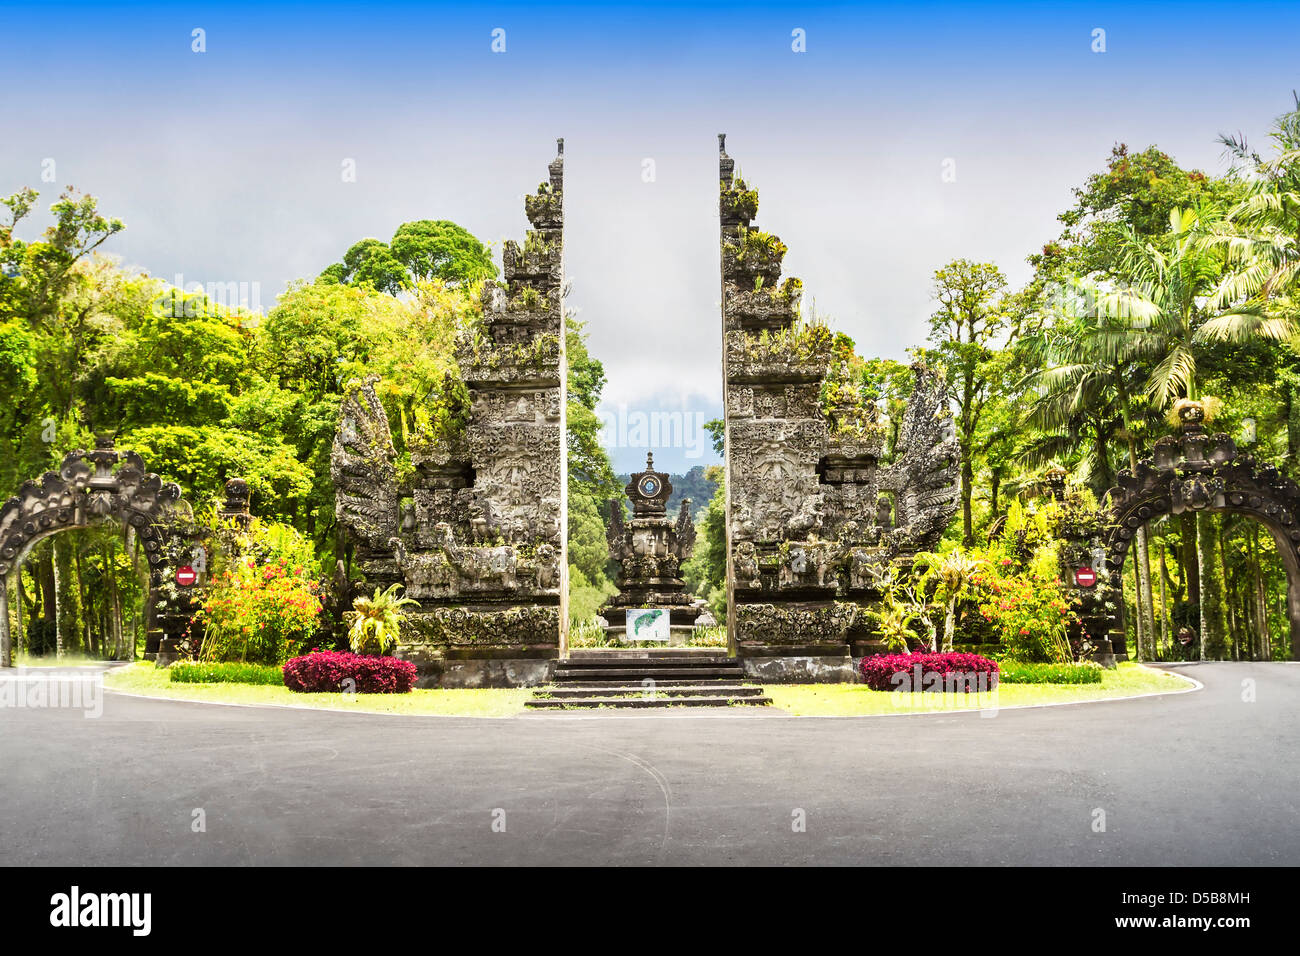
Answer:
[
  {"left": 333, "top": 140, "right": 568, "bottom": 687},
  {"left": 718, "top": 135, "right": 961, "bottom": 680}
]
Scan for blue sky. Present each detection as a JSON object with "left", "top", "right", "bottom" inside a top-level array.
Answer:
[{"left": 3, "top": 1, "right": 1299, "bottom": 472}]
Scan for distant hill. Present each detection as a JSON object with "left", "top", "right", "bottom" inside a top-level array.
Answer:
[{"left": 614, "top": 465, "right": 717, "bottom": 520}]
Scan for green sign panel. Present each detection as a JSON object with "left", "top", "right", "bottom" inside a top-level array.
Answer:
[{"left": 625, "top": 608, "right": 670, "bottom": 642}]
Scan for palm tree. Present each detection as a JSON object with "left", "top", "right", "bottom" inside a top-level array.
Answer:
[
  {"left": 1078, "top": 205, "right": 1289, "bottom": 659},
  {"left": 1214, "top": 94, "right": 1300, "bottom": 309},
  {"left": 1212, "top": 95, "right": 1300, "bottom": 460},
  {"left": 915, "top": 549, "right": 981, "bottom": 653},
  {"left": 1020, "top": 306, "right": 1163, "bottom": 658}
]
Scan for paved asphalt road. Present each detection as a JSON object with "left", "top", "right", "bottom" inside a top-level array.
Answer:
[{"left": 0, "top": 662, "right": 1295, "bottom": 865}]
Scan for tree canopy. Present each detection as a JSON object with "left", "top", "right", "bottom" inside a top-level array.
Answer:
[{"left": 320, "top": 220, "right": 498, "bottom": 293}]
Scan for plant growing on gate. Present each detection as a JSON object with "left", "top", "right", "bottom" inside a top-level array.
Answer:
[
  {"left": 349, "top": 583, "right": 419, "bottom": 655},
  {"left": 721, "top": 179, "right": 760, "bottom": 221},
  {"left": 733, "top": 227, "right": 787, "bottom": 263}
]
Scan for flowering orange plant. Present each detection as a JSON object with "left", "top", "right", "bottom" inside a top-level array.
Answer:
[
  {"left": 197, "top": 556, "right": 322, "bottom": 665},
  {"left": 975, "top": 566, "right": 1078, "bottom": 663}
]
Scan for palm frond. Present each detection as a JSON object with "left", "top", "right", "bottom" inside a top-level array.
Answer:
[
  {"left": 1145, "top": 344, "right": 1197, "bottom": 406},
  {"left": 1194, "top": 303, "right": 1292, "bottom": 343}
]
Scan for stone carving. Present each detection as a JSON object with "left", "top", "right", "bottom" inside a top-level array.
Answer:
[
  {"left": 220, "top": 477, "right": 254, "bottom": 530},
  {"left": 878, "top": 363, "right": 961, "bottom": 555},
  {"left": 719, "top": 134, "right": 960, "bottom": 653},
  {"left": 0, "top": 439, "right": 200, "bottom": 664},
  {"left": 1096, "top": 403, "right": 1300, "bottom": 660},
  {"left": 601, "top": 453, "right": 700, "bottom": 638},
  {"left": 332, "top": 377, "right": 400, "bottom": 553},
  {"left": 333, "top": 141, "right": 568, "bottom": 672}
]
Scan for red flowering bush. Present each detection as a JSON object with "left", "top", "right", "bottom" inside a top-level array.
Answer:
[
  {"left": 975, "top": 566, "right": 1078, "bottom": 662},
  {"left": 196, "top": 556, "right": 323, "bottom": 665},
  {"left": 282, "top": 650, "right": 418, "bottom": 694},
  {"left": 859, "top": 651, "right": 999, "bottom": 693},
  {"left": 966, "top": 500, "right": 1082, "bottom": 662},
  {"left": 857, "top": 650, "right": 998, "bottom": 697}
]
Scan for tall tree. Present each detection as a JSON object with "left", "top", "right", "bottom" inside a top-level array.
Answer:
[
  {"left": 926, "top": 259, "right": 1009, "bottom": 545},
  {"left": 1021, "top": 305, "right": 1163, "bottom": 656},
  {"left": 321, "top": 220, "right": 498, "bottom": 292},
  {"left": 1083, "top": 205, "right": 1289, "bottom": 657}
]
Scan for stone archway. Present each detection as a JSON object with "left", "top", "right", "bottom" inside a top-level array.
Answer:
[
  {"left": 0, "top": 440, "right": 202, "bottom": 667},
  {"left": 1097, "top": 409, "right": 1300, "bottom": 661}
]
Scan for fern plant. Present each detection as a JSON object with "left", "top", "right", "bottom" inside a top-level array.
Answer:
[{"left": 349, "top": 584, "right": 419, "bottom": 655}]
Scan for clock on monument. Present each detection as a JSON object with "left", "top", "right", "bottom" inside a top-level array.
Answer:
[{"left": 626, "top": 452, "right": 673, "bottom": 516}]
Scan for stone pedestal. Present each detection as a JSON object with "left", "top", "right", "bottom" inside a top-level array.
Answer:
[{"left": 601, "top": 453, "right": 700, "bottom": 643}]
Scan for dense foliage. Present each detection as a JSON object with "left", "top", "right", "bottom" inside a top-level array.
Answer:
[
  {"left": 5, "top": 92, "right": 1300, "bottom": 664},
  {"left": 320, "top": 220, "right": 498, "bottom": 292},
  {"left": 1, "top": 189, "right": 619, "bottom": 655},
  {"left": 911, "top": 94, "right": 1300, "bottom": 662},
  {"left": 196, "top": 556, "right": 323, "bottom": 665}
]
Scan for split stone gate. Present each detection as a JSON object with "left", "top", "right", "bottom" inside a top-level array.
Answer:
[{"left": 331, "top": 136, "right": 963, "bottom": 685}]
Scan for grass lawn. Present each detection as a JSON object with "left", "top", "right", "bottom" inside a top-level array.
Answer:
[
  {"left": 102, "top": 661, "right": 1196, "bottom": 719},
  {"left": 103, "top": 662, "right": 533, "bottom": 717},
  {"left": 764, "top": 663, "right": 1196, "bottom": 716}
]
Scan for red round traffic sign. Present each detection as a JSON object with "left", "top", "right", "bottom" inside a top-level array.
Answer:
[
  {"left": 175, "top": 565, "right": 198, "bottom": 587},
  {"left": 1074, "top": 567, "right": 1097, "bottom": 588}
]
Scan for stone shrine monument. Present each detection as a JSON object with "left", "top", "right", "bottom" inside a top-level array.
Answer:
[{"left": 601, "top": 453, "right": 700, "bottom": 644}]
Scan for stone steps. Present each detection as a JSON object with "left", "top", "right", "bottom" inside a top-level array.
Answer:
[
  {"left": 549, "top": 678, "right": 748, "bottom": 689},
  {"left": 539, "top": 684, "right": 767, "bottom": 699},
  {"left": 527, "top": 653, "right": 771, "bottom": 709},
  {"left": 559, "top": 654, "right": 736, "bottom": 664},
  {"left": 553, "top": 671, "right": 748, "bottom": 686},
  {"left": 526, "top": 694, "right": 772, "bottom": 709}
]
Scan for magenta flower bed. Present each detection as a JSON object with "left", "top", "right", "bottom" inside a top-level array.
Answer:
[
  {"left": 282, "top": 650, "right": 418, "bottom": 694},
  {"left": 858, "top": 651, "right": 999, "bottom": 693}
]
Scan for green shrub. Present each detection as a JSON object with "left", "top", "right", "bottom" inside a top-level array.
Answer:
[
  {"left": 196, "top": 555, "right": 323, "bottom": 665},
  {"left": 349, "top": 583, "right": 418, "bottom": 655},
  {"left": 997, "top": 661, "right": 1103, "bottom": 684},
  {"left": 169, "top": 661, "right": 285, "bottom": 685},
  {"left": 568, "top": 618, "right": 608, "bottom": 648}
]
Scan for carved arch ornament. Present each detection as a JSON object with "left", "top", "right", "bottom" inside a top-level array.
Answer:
[
  {"left": 1101, "top": 423, "right": 1300, "bottom": 660},
  {"left": 0, "top": 441, "right": 199, "bottom": 666}
]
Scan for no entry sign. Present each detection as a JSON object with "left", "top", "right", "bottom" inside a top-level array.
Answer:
[
  {"left": 1074, "top": 567, "right": 1097, "bottom": 588},
  {"left": 175, "top": 565, "right": 198, "bottom": 587}
]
